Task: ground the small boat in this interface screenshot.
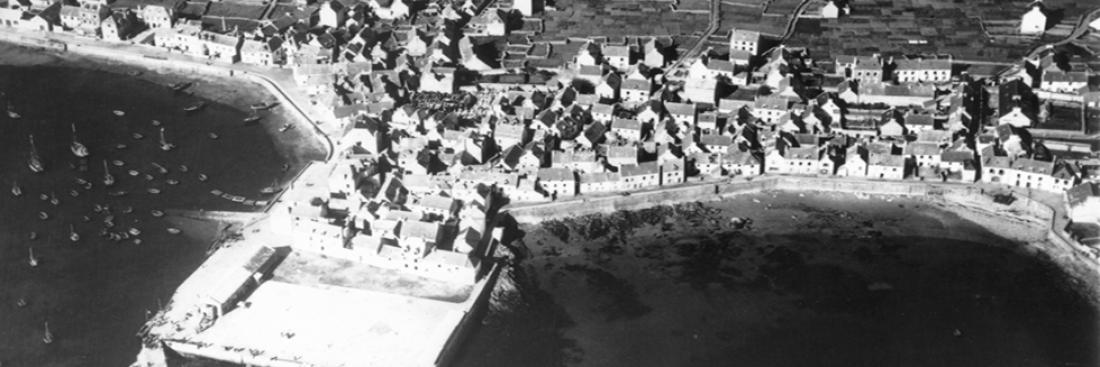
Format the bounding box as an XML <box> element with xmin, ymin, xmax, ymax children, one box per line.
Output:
<box><xmin>170</xmin><ymin>82</ymin><xmax>192</xmax><ymax>92</ymax></box>
<box><xmin>27</xmin><ymin>135</ymin><xmax>45</xmax><ymax>174</ymax></box>
<box><xmin>70</xmin><ymin>124</ymin><xmax>90</xmax><ymax>158</ymax></box>
<box><xmin>279</xmin><ymin>124</ymin><xmax>293</xmax><ymax>132</ymax></box>
<box><xmin>132</xmin><ymin>132</ymin><xmax>144</xmax><ymax>140</ymax></box>
<box><xmin>183</xmin><ymin>101</ymin><xmax>206</xmax><ymax>112</ymax></box>
<box><xmin>129</xmin><ymin>227</ymin><xmax>141</xmax><ymax>236</ymax></box>
<box><xmin>38</xmin><ymin>212</ymin><xmax>48</xmax><ymax>220</ymax></box>
<box><xmin>8</xmin><ymin>102</ymin><xmax>21</xmax><ymax>119</ymax></box>
<box><xmin>151</xmin><ymin>210</ymin><xmax>164</xmax><ymax>218</ymax></box>
<box><xmin>281</xmin><ymin>163</ymin><xmax>290</xmax><ymax>172</ymax></box>
<box><xmin>39</xmin><ymin>193</ymin><xmax>48</xmax><ymax>201</ymax></box>
<box><xmin>166</xmin><ymin>228</ymin><xmax>181</xmax><ymax>235</ymax></box>
<box><xmin>197</xmin><ymin>174</ymin><xmax>207</xmax><ymax>182</ymax></box>
<box><xmin>260</xmin><ymin>179</ymin><xmax>281</xmax><ymax>195</ymax></box>
<box><xmin>29</xmin><ymin>231</ymin><xmax>37</xmax><ymax>240</ymax></box>
<box><xmin>115</xmin><ymin>143</ymin><xmax>128</xmax><ymax>150</ymax></box>
<box><xmin>159</xmin><ymin>128</ymin><xmax>175</xmax><ymax>151</ymax></box>
<box><xmin>151</xmin><ymin>162</ymin><xmax>168</xmax><ymax>174</ymax></box>
<box><xmin>128</xmin><ymin>170</ymin><xmax>139</xmax><ymax>176</ymax></box>
<box><xmin>42</xmin><ymin>322</ymin><xmax>53</xmax><ymax>344</ymax></box>
<box><xmin>113</xmin><ymin>110</ymin><xmax>125</xmax><ymax>117</ymax></box>
<box><xmin>107</xmin><ymin>190</ymin><xmax>128</xmax><ymax>197</ymax></box>
<box><xmin>112</xmin><ymin>160</ymin><xmax>125</xmax><ymax>167</ymax></box>
<box><xmin>151</xmin><ymin>119</ymin><xmax>162</xmax><ymax>127</ymax></box>
<box><xmin>103</xmin><ymin>161</ymin><xmax>115</xmax><ymax>187</ymax></box>
<box><xmin>147</xmin><ymin>188</ymin><xmax>161</xmax><ymax>194</ymax></box>
<box><xmin>49</xmin><ymin>193</ymin><xmax>59</xmax><ymax>206</ymax></box>
<box><xmin>144</xmin><ymin>174</ymin><xmax>154</xmax><ymax>181</ymax></box>
<box><xmin>133</xmin><ymin>238</ymin><xmax>143</xmax><ymax>245</ymax></box>
<box><xmin>250</xmin><ymin>101</ymin><xmax>278</xmax><ymax>110</ymax></box>
<box><xmin>178</xmin><ymin>165</ymin><xmax>189</xmax><ymax>173</ymax></box>
<box><xmin>75</xmin><ymin>177</ymin><xmax>89</xmax><ymax>185</ymax></box>
<box><xmin>166</xmin><ymin>179</ymin><xmax>179</xmax><ymax>185</ymax></box>
<box><xmin>69</xmin><ymin>190</ymin><xmax>79</xmax><ymax>198</ymax></box>
<box><xmin>121</xmin><ymin>206</ymin><xmax>133</xmax><ymax>214</ymax></box>
<box><xmin>11</xmin><ymin>181</ymin><xmax>22</xmax><ymax>197</ymax></box>
<box><xmin>28</xmin><ymin>247</ymin><xmax>38</xmax><ymax>267</ymax></box>
<box><xmin>69</xmin><ymin>225</ymin><xmax>79</xmax><ymax>243</ymax></box>
<box><xmin>242</xmin><ymin>114</ymin><xmax>261</xmax><ymax>124</ymax></box>
<box><xmin>208</xmin><ymin>132</ymin><xmax>219</xmax><ymax>140</ymax></box>
<box><xmin>16</xmin><ymin>298</ymin><xmax>27</xmax><ymax>308</ymax></box>
<box><xmin>81</xmin><ymin>215</ymin><xmax>90</xmax><ymax>222</ymax></box>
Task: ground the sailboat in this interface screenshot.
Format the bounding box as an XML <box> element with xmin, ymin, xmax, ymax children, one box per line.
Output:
<box><xmin>103</xmin><ymin>160</ymin><xmax>115</xmax><ymax>187</ymax></box>
<box><xmin>159</xmin><ymin>128</ymin><xmax>174</xmax><ymax>151</ymax></box>
<box><xmin>242</xmin><ymin>113</ymin><xmax>261</xmax><ymax>124</ymax></box>
<box><xmin>183</xmin><ymin>101</ymin><xmax>206</xmax><ymax>113</ymax></box>
<box><xmin>27</xmin><ymin>135</ymin><xmax>45</xmax><ymax>173</ymax></box>
<box><xmin>70</xmin><ymin>124</ymin><xmax>89</xmax><ymax>158</ymax></box>
<box><xmin>11</xmin><ymin>181</ymin><xmax>22</xmax><ymax>197</ymax></box>
<box><xmin>42</xmin><ymin>322</ymin><xmax>53</xmax><ymax>344</ymax></box>
<box><xmin>69</xmin><ymin>225</ymin><xmax>79</xmax><ymax>243</ymax></box>
<box><xmin>28</xmin><ymin>247</ymin><xmax>38</xmax><ymax>267</ymax></box>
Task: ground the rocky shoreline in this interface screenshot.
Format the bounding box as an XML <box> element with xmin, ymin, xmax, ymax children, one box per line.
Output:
<box><xmin>463</xmin><ymin>190</ymin><xmax>1099</xmax><ymax>367</ymax></box>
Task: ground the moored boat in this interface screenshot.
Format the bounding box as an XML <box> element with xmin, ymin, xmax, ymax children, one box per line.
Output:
<box><xmin>170</xmin><ymin>82</ymin><xmax>192</xmax><ymax>92</ymax></box>
<box><xmin>183</xmin><ymin>101</ymin><xmax>206</xmax><ymax>112</ymax></box>
<box><xmin>11</xmin><ymin>181</ymin><xmax>22</xmax><ymax>197</ymax></box>
<box><xmin>208</xmin><ymin>132</ymin><xmax>219</xmax><ymax>140</ymax></box>
<box><xmin>42</xmin><ymin>322</ymin><xmax>53</xmax><ymax>344</ymax></box>
<box><xmin>178</xmin><ymin>164</ymin><xmax>189</xmax><ymax>173</ymax></box>
<box><xmin>250</xmin><ymin>101</ymin><xmax>278</xmax><ymax>110</ymax></box>
<box><xmin>151</xmin><ymin>210</ymin><xmax>164</xmax><ymax>218</ymax></box>
<box><xmin>279</xmin><ymin>123</ymin><xmax>293</xmax><ymax>132</ymax></box>
<box><xmin>260</xmin><ymin>179</ymin><xmax>281</xmax><ymax>195</ymax></box>
<box><xmin>166</xmin><ymin>179</ymin><xmax>179</xmax><ymax>185</ymax></box>
<box><xmin>151</xmin><ymin>119</ymin><xmax>161</xmax><ymax>127</ymax></box>
<box><xmin>242</xmin><ymin>114</ymin><xmax>261</xmax><ymax>124</ymax></box>
<box><xmin>28</xmin><ymin>247</ymin><xmax>38</xmax><ymax>267</ymax></box>
<box><xmin>103</xmin><ymin>161</ymin><xmax>115</xmax><ymax>187</ymax></box>
<box><xmin>147</xmin><ymin>188</ymin><xmax>161</xmax><ymax>194</ymax></box>
<box><xmin>107</xmin><ymin>190</ymin><xmax>128</xmax><ymax>197</ymax></box>
<box><xmin>113</xmin><ymin>110</ymin><xmax>125</xmax><ymax>116</ymax></box>
<box><xmin>8</xmin><ymin>102</ymin><xmax>21</xmax><ymax>119</ymax></box>
<box><xmin>38</xmin><ymin>212</ymin><xmax>48</xmax><ymax>220</ymax></box>
<box><xmin>197</xmin><ymin>173</ymin><xmax>207</xmax><ymax>182</ymax></box>
<box><xmin>158</xmin><ymin>127</ymin><xmax>175</xmax><ymax>151</ymax></box>
<box><xmin>70</xmin><ymin>124</ymin><xmax>89</xmax><ymax>158</ymax></box>
<box><xmin>27</xmin><ymin>135</ymin><xmax>45</xmax><ymax>174</ymax></box>
<box><xmin>112</xmin><ymin>160</ymin><xmax>125</xmax><ymax>167</ymax></box>
<box><xmin>166</xmin><ymin>227</ymin><xmax>181</xmax><ymax>235</ymax></box>
<box><xmin>69</xmin><ymin>225</ymin><xmax>79</xmax><ymax>243</ymax></box>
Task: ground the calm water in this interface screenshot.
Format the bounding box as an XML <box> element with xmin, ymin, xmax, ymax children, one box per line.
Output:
<box><xmin>455</xmin><ymin>224</ymin><xmax>1098</xmax><ymax>367</ymax></box>
<box><xmin>0</xmin><ymin>66</ymin><xmax>289</xmax><ymax>367</ymax></box>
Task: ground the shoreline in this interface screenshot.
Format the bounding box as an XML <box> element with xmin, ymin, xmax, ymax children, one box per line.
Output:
<box><xmin>502</xmin><ymin>177</ymin><xmax>1100</xmax><ymax>309</ymax></box>
<box><xmin>469</xmin><ymin>190</ymin><xmax>1099</xmax><ymax>367</ymax></box>
<box><xmin>0</xmin><ymin>38</ymin><xmax>328</xmax><ymax>166</ymax></box>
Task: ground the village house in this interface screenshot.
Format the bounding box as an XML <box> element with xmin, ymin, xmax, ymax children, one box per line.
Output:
<box><xmin>867</xmin><ymin>153</ymin><xmax>905</xmax><ymax>180</ymax></box>
<box><xmin>1020</xmin><ymin>1</ymin><xmax>1046</xmax><ymax>35</ymax></box>
<box><xmin>60</xmin><ymin>4</ymin><xmax>105</xmax><ymax>35</ymax></box>
<box><xmin>420</xmin><ymin>67</ymin><xmax>456</xmax><ymax>94</ymax></box>
<box><xmin>1040</xmin><ymin>70</ymin><xmax>1089</xmax><ymax>94</ymax></box>
<box><xmin>603</xmin><ymin>44</ymin><xmax>631</xmax><ymax>70</ymax></box>
<box><xmin>1066</xmin><ymin>183</ymin><xmax>1100</xmax><ymax>224</ymax></box>
<box><xmin>699</xmin><ymin>134</ymin><xmax>733</xmax><ymax>153</ymax></box>
<box><xmin>595</xmin><ymin>72</ymin><xmax>621</xmax><ymax>100</ymax></box>
<box><xmin>904</xmin><ymin>141</ymin><xmax>942</xmax><ymax>169</ymax></box>
<box><xmin>660</xmin><ymin>160</ymin><xmax>684</xmax><ymax>186</ymax></box>
<box><xmin>693</xmin><ymin>152</ymin><xmax>722</xmax><ymax>177</ymax></box>
<box><xmin>851</xmin><ymin>56</ymin><xmax>883</xmax><ymax>84</ymax></box>
<box><xmin>467</xmin><ymin>8</ymin><xmax>505</xmax><ymax>36</ymax></box>
<box><xmin>514</xmin><ymin>0</ymin><xmax>542</xmax><ymax>16</ymax></box>
<box><xmin>137</xmin><ymin>0</ymin><xmax>184</xmax><ymax>29</ymax></box>
<box><xmin>892</xmin><ymin>58</ymin><xmax>952</xmax><ymax>83</ymax></box>
<box><xmin>100</xmin><ymin>11</ymin><xmax>137</xmax><ymax>41</ymax></box>
<box><xmin>753</xmin><ymin>96</ymin><xmax>788</xmax><ymax>124</ymax></box>
<box><xmin>537</xmin><ymin>167</ymin><xmax>576</xmax><ymax>198</ymax></box>
<box><xmin>723</xmin><ymin>148</ymin><xmax>760</xmax><ymax>176</ymax></box>
<box><xmin>665</xmin><ymin>101</ymin><xmax>696</xmax><ymax>127</ymax></box>
<box><xmin>240</xmin><ymin>38</ymin><xmax>280</xmax><ymax>66</ymax></box>
<box><xmin>836</xmin><ymin>145</ymin><xmax>867</xmax><ymax>177</ymax></box>
<box><xmin>610</xmin><ymin>117</ymin><xmax>643</xmax><ymax>142</ymax></box>
<box><xmin>579</xmin><ymin>171</ymin><xmax>622</xmax><ymax>194</ymax></box>
<box><xmin>606</xmin><ymin>145</ymin><xmax>638</xmax><ymax>167</ymax></box>
<box><xmin>620</xmin><ymin>161</ymin><xmax>660</xmax><ymax>190</ymax></box>
<box><xmin>998</xmin><ymin>79</ymin><xmax>1039</xmax><ymax>127</ymax></box>
<box><xmin>940</xmin><ymin>150</ymin><xmax>976</xmax><ymax>181</ymax></box>
<box><xmin>729</xmin><ymin>28</ymin><xmax>760</xmax><ymax>59</ymax></box>
<box><xmin>199</xmin><ymin>30</ymin><xmax>241</xmax><ymax>63</ymax></box>
<box><xmin>409</xmin><ymin>194</ymin><xmax>459</xmax><ymax>220</ymax></box>
<box><xmin>621</xmin><ymin>78</ymin><xmax>651</xmax><ymax>105</ymax></box>
<box><xmin>318</xmin><ymin>0</ymin><xmax>347</xmax><ymax>28</ymax></box>
<box><xmin>643</xmin><ymin>38</ymin><xmax>665</xmax><ymax>68</ymax></box>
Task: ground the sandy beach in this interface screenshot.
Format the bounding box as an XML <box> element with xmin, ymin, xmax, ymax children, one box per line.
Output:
<box><xmin>455</xmin><ymin>191</ymin><xmax>1099</xmax><ymax>367</ymax></box>
<box><xmin>0</xmin><ymin>42</ymin><xmax>323</xmax><ymax>367</ymax></box>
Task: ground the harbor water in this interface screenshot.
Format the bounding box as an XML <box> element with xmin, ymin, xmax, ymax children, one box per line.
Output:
<box><xmin>0</xmin><ymin>65</ymin><xmax>294</xmax><ymax>366</ymax></box>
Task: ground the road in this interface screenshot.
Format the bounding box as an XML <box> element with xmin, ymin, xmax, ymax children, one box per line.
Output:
<box><xmin>663</xmin><ymin>0</ymin><xmax>720</xmax><ymax>78</ymax></box>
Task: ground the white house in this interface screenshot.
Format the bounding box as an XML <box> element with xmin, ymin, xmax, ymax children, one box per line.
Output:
<box><xmin>1020</xmin><ymin>2</ymin><xmax>1046</xmax><ymax>35</ymax></box>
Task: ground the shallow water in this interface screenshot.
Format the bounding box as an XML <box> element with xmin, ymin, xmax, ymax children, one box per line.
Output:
<box><xmin>0</xmin><ymin>66</ymin><xmax>289</xmax><ymax>366</ymax></box>
<box><xmin>456</xmin><ymin>206</ymin><xmax>1098</xmax><ymax>367</ymax></box>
